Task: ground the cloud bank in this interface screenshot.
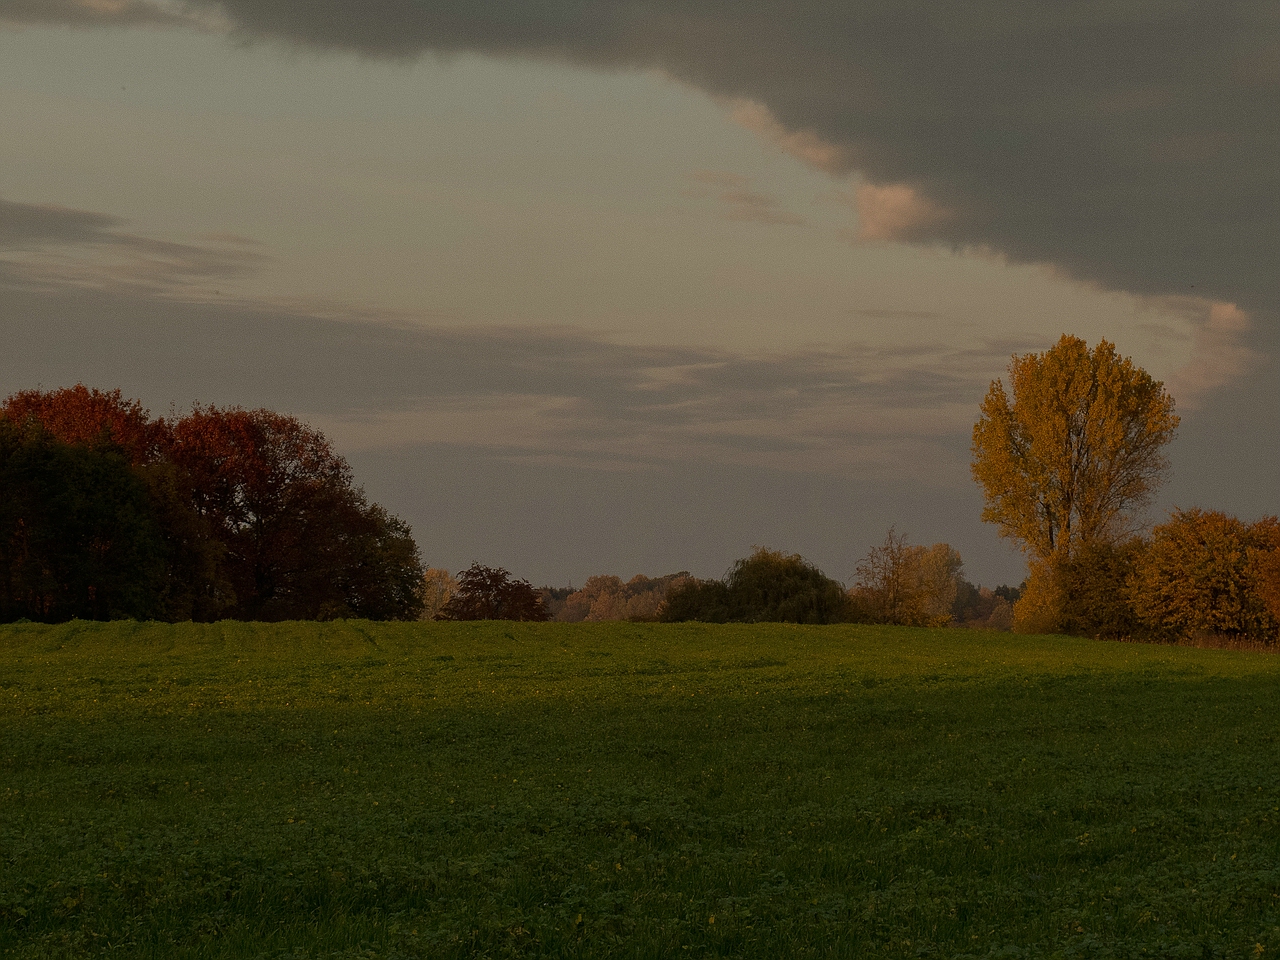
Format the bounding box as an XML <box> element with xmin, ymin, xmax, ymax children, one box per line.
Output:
<box><xmin>8</xmin><ymin>0</ymin><xmax>1274</xmax><ymax>338</ymax></box>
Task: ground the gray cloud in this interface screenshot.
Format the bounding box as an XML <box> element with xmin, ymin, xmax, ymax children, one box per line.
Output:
<box><xmin>0</xmin><ymin>270</ymin><xmax>1005</xmax><ymax>475</ymax></box>
<box><xmin>97</xmin><ymin>0</ymin><xmax>1275</xmax><ymax>340</ymax></box>
<box><xmin>0</xmin><ymin>0</ymin><xmax>186</xmax><ymax>27</ymax></box>
<box><xmin>0</xmin><ymin>197</ymin><xmax>270</xmax><ymax>290</ymax></box>
<box><xmin>0</xmin><ymin>198</ymin><xmax>122</xmax><ymax>246</ymax></box>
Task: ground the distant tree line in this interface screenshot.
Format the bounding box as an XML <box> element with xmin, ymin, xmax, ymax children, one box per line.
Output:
<box><xmin>455</xmin><ymin>544</ymin><xmax>1016</xmax><ymax>629</ymax></box>
<box><xmin>12</xmin><ymin>336</ymin><xmax>1277</xmax><ymax>646</ymax></box>
<box><xmin>1</xmin><ymin>386</ymin><xmax>425</xmax><ymax>623</ymax></box>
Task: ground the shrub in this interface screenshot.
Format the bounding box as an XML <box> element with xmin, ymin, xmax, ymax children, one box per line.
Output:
<box><xmin>661</xmin><ymin>548</ymin><xmax>848</xmax><ymax>624</ymax></box>
<box><xmin>659</xmin><ymin>578</ymin><xmax>732</xmax><ymax>623</ymax></box>
<box><xmin>1131</xmin><ymin>509</ymin><xmax>1279</xmax><ymax>644</ymax></box>
<box><xmin>852</xmin><ymin>530</ymin><xmax>963</xmax><ymax>626</ymax></box>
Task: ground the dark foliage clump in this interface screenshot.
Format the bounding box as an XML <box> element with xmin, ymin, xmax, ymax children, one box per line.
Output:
<box><xmin>1</xmin><ymin>386</ymin><xmax>426</xmax><ymax>623</ymax></box>
<box><xmin>440</xmin><ymin>563</ymin><xmax>549</xmax><ymax>621</ymax></box>
<box><xmin>0</xmin><ymin>420</ymin><xmax>168</xmax><ymax>622</ymax></box>
<box><xmin>661</xmin><ymin>547</ymin><xmax>848</xmax><ymax>624</ymax></box>
<box><xmin>660</xmin><ymin>578</ymin><xmax>733</xmax><ymax>623</ymax></box>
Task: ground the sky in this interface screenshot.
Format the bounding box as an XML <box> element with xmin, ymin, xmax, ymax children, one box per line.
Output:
<box><xmin>2</xmin><ymin>1</ymin><xmax>1277</xmax><ymax>589</ymax></box>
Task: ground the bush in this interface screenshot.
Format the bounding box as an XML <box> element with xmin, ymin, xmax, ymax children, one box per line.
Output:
<box><xmin>1131</xmin><ymin>509</ymin><xmax>1279</xmax><ymax>644</ymax></box>
<box><xmin>1013</xmin><ymin>541</ymin><xmax>1146</xmax><ymax>639</ymax></box>
<box><xmin>661</xmin><ymin>548</ymin><xmax>848</xmax><ymax>624</ymax></box>
<box><xmin>659</xmin><ymin>578</ymin><xmax>732</xmax><ymax>623</ymax></box>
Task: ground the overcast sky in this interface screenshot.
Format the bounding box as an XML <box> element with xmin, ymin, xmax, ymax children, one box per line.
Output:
<box><xmin>2</xmin><ymin>1</ymin><xmax>1276</xmax><ymax>587</ymax></box>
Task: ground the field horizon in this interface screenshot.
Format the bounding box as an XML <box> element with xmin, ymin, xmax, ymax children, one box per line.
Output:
<box><xmin>3</xmin><ymin>620</ymin><xmax>1279</xmax><ymax>958</ymax></box>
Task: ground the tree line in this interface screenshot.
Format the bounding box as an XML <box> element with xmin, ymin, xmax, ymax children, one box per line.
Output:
<box><xmin>423</xmin><ymin>335</ymin><xmax>1279</xmax><ymax>646</ymax></box>
<box><xmin>1</xmin><ymin>387</ymin><xmax>425</xmax><ymax>622</ymax></box>
<box><xmin>7</xmin><ymin>334</ymin><xmax>1277</xmax><ymax>646</ymax></box>
<box><xmin>420</xmin><ymin>545</ymin><xmax>1019</xmax><ymax>628</ymax></box>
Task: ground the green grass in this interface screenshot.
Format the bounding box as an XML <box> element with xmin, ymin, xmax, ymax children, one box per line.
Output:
<box><xmin>2</xmin><ymin>621</ymin><xmax>1280</xmax><ymax>959</ymax></box>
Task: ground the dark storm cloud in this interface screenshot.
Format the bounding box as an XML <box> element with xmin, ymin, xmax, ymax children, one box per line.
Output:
<box><xmin>73</xmin><ymin>0</ymin><xmax>1271</xmax><ymax>334</ymax></box>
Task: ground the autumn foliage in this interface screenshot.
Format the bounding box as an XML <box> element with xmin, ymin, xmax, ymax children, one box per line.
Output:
<box><xmin>1130</xmin><ymin>510</ymin><xmax>1280</xmax><ymax>643</ymax></box>
<box><xmin>972</xmin><ymin>335</ymin><xmax>1178</xmax><ymax>562</ymax></box>
<box><xmin>1</xmin><ymin>386</ymin><xmax>425</xmax><ymax>622</ymax></box>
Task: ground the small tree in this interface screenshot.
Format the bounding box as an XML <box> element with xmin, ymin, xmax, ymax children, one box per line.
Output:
<box><xmin>724</xmin><ymin>547</ymin><xmax>849</xmax><ymax>624</ymax></box>
<box><xmin>660</xmin><ymin>548</ymin><xmax>847</xmax><ymax>624</ymax></box>
<box><xmin>421</xmin><ymin>568</ymin><xmax>459</xmax><ymax>620</ymax></box>
<box><xmin>852</xmin><ymin>530</ymin><xmax>962</xmax><ymax>626</ymax></box>
<box><xmin>439</xmin><ymin>563</ymin><xmax>549</xmax><ymax>621</ymax></box>
<box><xmin>851</xmin><ymin>528</ymin><xmax>917</xmax><ymax>624</ymax></box>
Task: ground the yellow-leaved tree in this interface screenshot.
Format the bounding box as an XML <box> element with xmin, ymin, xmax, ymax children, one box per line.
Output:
<box><xmin>971</xmin><ymin>335</ymin><xmax>1178</xmax><ymax>632</ymax></box>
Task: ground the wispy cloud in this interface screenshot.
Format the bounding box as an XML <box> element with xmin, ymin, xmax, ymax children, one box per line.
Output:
<box><xmin>0</xmin><ymin>261</ymin><xmax>1023</xmax><ymax>477</ymax></box>
<box><xmin>0</xmin><ymin>0</ymin><xmax>189</xmax><ymax>27</ymax></box>
<box><xmin>682</xmin><ymin>173</ymin><xmax>806</xmax><ymax>227</ymax></box>
<box><xmin>0</xmin><ymin>197</ymin><xmax>270</xmax><ymax>295</ymax></box>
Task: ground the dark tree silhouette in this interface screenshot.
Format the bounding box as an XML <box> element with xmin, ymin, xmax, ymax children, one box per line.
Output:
<box><xmin>440</xmin><ymin>563</ymin><xmax>549</xmax><ymax>621</ymax></box>
<box><xmin>169</xmin><ymin>405</ymin><xmax>424</xmax><ymax>621</ymax></box>
<box><xmin>661</xmin><ymin>547</ymin><xmax>848</xmax><ymax>624</ymax></box>
<box><xmin>0</xmin><ymin>420</ymin><xmax>168</xmax><ymax>622</ymax></box>
<box><xmin>1</xmin><ymin>387</ymin><xmax>425</xmax><ymax>622</ymax></box>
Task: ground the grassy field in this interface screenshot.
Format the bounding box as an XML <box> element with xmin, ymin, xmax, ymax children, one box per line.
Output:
<box><xmin>2</xmin><ymin>621</ymin><xmax>1279</xmax><ymax>959</ymax></box>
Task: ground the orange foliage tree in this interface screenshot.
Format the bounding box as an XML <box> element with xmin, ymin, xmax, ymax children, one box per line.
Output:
<box><xmin>972</xmin><ymin>336</ymin><xmax>1178</xmax><ymax>562</ymax></box>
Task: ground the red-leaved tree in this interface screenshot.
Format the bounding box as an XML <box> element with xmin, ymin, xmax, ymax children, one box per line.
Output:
<box><xmin>2</xmin><ymin>386</ymin><xmax>424</xmax><ymax>622</ymax></box>
<box><xmin>2</xmin><ymin>385</ymin><xmax>169</xmax><ymax>465</ymax></box>
<box><xmin>439</xmin><ymin>563</ymin><xmax>548</xmax><ymax>621</ymax></box>
<box><xmin>169</xmin><ymin>405</ymin><xmax>423</xmax><ymax>620</ymax></box>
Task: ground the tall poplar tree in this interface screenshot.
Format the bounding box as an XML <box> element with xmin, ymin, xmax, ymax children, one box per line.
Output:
<box><xmin>971</xmin><ymin>335</ymin><xmax>1178</xmax><ymax>562</ymax></box>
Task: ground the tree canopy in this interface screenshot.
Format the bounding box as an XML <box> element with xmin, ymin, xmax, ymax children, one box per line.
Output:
<box><xmin>661</xmin><ymin>547</ymin><xmax>848</xmax><ymax>624</ymax></box>
<box><xmin>439</xmin><ymin>564</ymin><xmax>549</xmax><ymax>621</ymax></box>
<box><xmin>0</xmin><ymin>420</ymin><xmax>168</xmax><ymax>622</ymax></box>
<box><xmin>1</xmin><ymin>386</ymin><xmax>425</xmax><ymax>623</ymax></box>
<box><xmin>971</xmin><ymin>335</ymin><xmax>1178</xmax><ymax>562</ymax></box>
